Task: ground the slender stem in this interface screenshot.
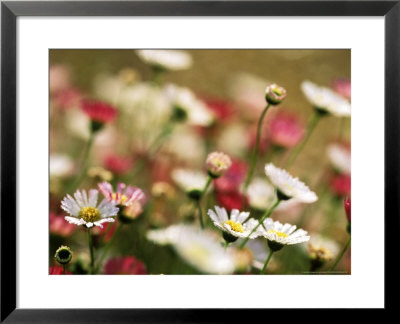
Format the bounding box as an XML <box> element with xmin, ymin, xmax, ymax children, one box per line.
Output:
<box><xmin>329</xmin><ymin>236</ymin><xmax>351</xmax><ymax>272</ymax></box>
<box><xmin>71</xmin><ymin>131</ymin><xmax>95</xmax><ymax>189</ymax></box>
<box><xmin>240</xmin><ymin>198</ymin><xmax>281</xmax><ymax>249</ymax></box>
<box><xmin>284</xmin><ymin>110</ymin><xmax>321</xmax><ymax>170</ymax></box>
<box><xmin>87</xmin><ymin>228</ymin><xmax>94</xmax><ymax>274</ymax></box>
<box><xmin>200</xmin><ymin>176</ymin><xmax>212</xmax><ymax>199</ymax></box>
<box><xmin>196</xmin><ymin>176</ymin><xmax>213</xmax><ymax>229</ymax></box>
<box><xmin>243</xmin><ymin>104</ymin><xmax>271</xmax><ymax>192</ymax></box>
<box><xmin>94</xmin><ymin>222</ymin><xmax>123</xmax><ymax>273</ymax></box>
<box><xmin>224</xmin><ymin>241</ymin><xmax>229</xmax><ymax>250</ymax></box>
<box><xmin>260</xmin><ymin>250</ymin><xmax>274</xmax><ymax>274</ymax></box>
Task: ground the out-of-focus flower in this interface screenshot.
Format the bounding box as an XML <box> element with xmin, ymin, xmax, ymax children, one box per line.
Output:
<box><xmin>308</xmin><ymin>234</ymin><xmax>340</xmax><ymax>263</ymax></box>
<box><xmin>208</xmin><ymin>206</ymin><xmax>259</xmax><ymax>242</ymax></box>
<box><xmin>216</xmin><ymin>191</ymin><xmax>245</xmax><ymax>211</ymax></box>
<box><xmin>151</xmin><ymin>181</ymin><xmax>176</xmax><ymax>200</ymax></box>
<box><xmin>49</xmin><ymin>266</ymin><xmax>71</xmax><ymax>275</ymax></box>
<box><xmin>344</xmin><ymin>197</ymin><xmax>351</xmax><ymax>222</ymax></box>
<box><xmin>332</xmin><ymin>78</ymin><xmax>351</xmax><ymax>100</ymax></box>
<box><xmin>87</xmin><ymin>166</ymin><xmax>114</xmax><ymax>182</ymax></box>
<box><xmin>330</xmin><ymin>174</ymin><xmax>351</xmax><ymax>197</ymax></box>
<box><xmin>103</xmin><ymin>155</ymin><xmax>133</xmax><ymax>175</ymax></box>
<box><xmin>206</xmin><ymin>152</ymin><xmax>232</xmax><ymax>178</ymax></box>
<box><xmin>80</xmin><ymin>99</ymin><xmax>118</xmax><ymax>129</ymax></box>
<box><xmin>61</xmin><ymin>189</ymin><xmax>118</xmax><ymax>228</ymax></box>
<box><xmin>50</xmin><ymin>212</ymin><xmax>76</xmax><ymax>237</ymax></box>
<box><xmin>248</xmin><ymin>126</ymin><xmax>270</xmax><ymax>154</ymax></box>
<box><xmin>216</xmin><ymin>124</ymin><xmax>249</xmax><ymax>157</ymax></box>
<box><xmin>246</xmin><ymin>178</ymin><xmax>276</xmax><ymax>211</ymax></box>
<box><xmin>214</xmin><ymin>159</ymin><xmax>247</xmax><ymax>193</ymax></box>
<box><xmin>146</xmin><ymin>224</ymin><xmax>235</xmax><ymax>274</ymax></box>
<box><xmin>267</xmin><ymin>111</ymin><xmax>305</xmax><ymax>148</ymax></box>
<box><xmin>301</xmin><ymin>80</ymin><xmax>351</xmax><ymax>117</ymax></box>
<box><xmin>54</xmin><ymin>245</ymin><xmax>73</xmax><ymax>265</ymax></box>
<box><xmin>50</xmin><ymin>154</ymin><xmax>74</xmax><ymax>178</ymax></box>
<box><xmin>171</xmin><ymin>168</ymin><xmax>208</xmax><ymax>200</ymax></box>
<box><xmin>203</xmin><ymin>98</ymin><xmax>236</xmax><ymax>121</ymax></box>
<box><xmin>265</xmin><ymin>83</ymin><xmax>287</xmax><ymax>105</ymax></box>
<box><xmin>99</xmin><ymin>181</ymin><xmax>144</xmax><ymax>205</ymax></box>
<box><xmin>104</xmin><ymin>256</ymin><xmax>146</xmax><ymax>274</ymax></box>
<box><xmin>258</xmin><ymin>218</ymin><xmax>310</xmax><ymax>251</ymax></box>
<box><xmin>327</xmin><ymin>143</ymin><xmax>351</xmax><ymax>175</ymax></box>
<box><xmin>136</xmin><ymin>50</ymin><xmax>192</xmax><ymax>71</ymax></box>
<box><xmin>53</xmin><ymin>88</ymin><xmax>82</xmax><ymax>109</ymax></box>
<box><xmin>49</xmin><ymin>65</ymin><xmax>71</xmax><ymax>94</ymax></box>
<box><xmin>265</xmin><ymin>163</ymin><xmax>318</xmax><ymax>203</ymax></box>
<box><xmin>228</xmin><ymin>246</ymin><xmax>254</xmax><ymax>273</ymax></box>
<box><xmin>164</xmin><ymin>84</ymin><xmax>214</xmax><ymax>126</ymax></box>
<box><xmin>65</xmin><ymin>108</ymin><xmax>91</xmax><ymax>140</ymax></box>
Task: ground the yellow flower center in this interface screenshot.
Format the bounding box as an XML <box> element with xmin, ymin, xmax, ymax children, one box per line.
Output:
<box><xmin>267</xmin><ymin>229</ymin><xmax>288</xmax><ymax>238</ymax></box>
<box><xmin>223</xmin><ymin>220</ymin><xmax>244</xmax><ymax>233</ymax></box>
<box><xmin>111</xmin><ymin>193</ymin><xmax>128</xmax><ymax>204</ymax></box>
<box><xmin>79</xmin><ymin>207</ymin><xmax>100</xmax><ymax>223</ymax></box>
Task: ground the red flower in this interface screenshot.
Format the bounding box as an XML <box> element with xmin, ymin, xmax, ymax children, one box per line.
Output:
<box><xmin>330</xmin><ymin>174</ymin><xmax>351</xmax><ymax>197</ymax></box>
<box><xmin>49</xmin><ymin>266</ymin><xmax>71</xmax><ymax>275</ymax></box>
<box><xmin>216</xmin><ymin>191</ymin><xmax>246</xmax><ymax>211</ymax></box>
<box><xmin>332</xmin><ymin>78</ymin><xmax>351</xmax><ymax>100</ymax></box>
<box><xmin>214</xmin><ymin>159</ymin><xmax>247</xmax><ymax>192</ymax></box>
<box><xmin>81</xmin><ymin>99</ymin><xmax>117</xmax><ymax>123</ymax></box>
<box><xmin>203</xmin><ymin>98</ymin><xmax>235</xmax><ymax>121</ymax></box>
<box><xmin>104</xmin><ymin>256</ymin><xmax>147</xmax><ymax>275</ymax></box>
<box><xmin>104</xmin><ymin>155</ymin><xmax>133</xmax><ymax>175</ymax></box>
<box><xmin>267</xmin><ymin>111</ymin><xmax>305</xmax><ymax>148</ymax></box>
<box><xmin>50</xmin><ymin>212</ymin><xmax>76</xmax><ymax>237</ymax></box>
<box><xmin>344</xmin><ymin>197</ymin><xmax>351</xmax><ymax>223</ymax></box>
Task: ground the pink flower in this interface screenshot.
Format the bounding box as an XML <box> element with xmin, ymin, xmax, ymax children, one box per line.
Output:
<box><xmin>267</xmin><ymin>111</ymin><xmax>305</xmax><ymax>148</ymax></box>
<box><xmin>80</xmin><ymin>99</ymin><xmax>117</xmax><ymax>124</ymax></box>
<box><xmin>49</xmin><ymin>65</ymin><xmax>71</xmax><ymax>94</ymax></box>
<box><xmin>214</xmin><ymin>159</ymin><xmax>247</xmax><ymax>192</ymax></box>
<box><xmin>104</xmin><ymin>256</ymin><xmax>147</xmax><ymax>274</ymax></box>
<box><xmin>344</xmin><ymin>197</ymin><xmax>351</xmax><ymax>223</ymax></box>
<box><xmin>98</xmin><ymin>182</ymin><xmax>145</xmax><ymax>207</ymax></box>
<box><xmin>216</xmin><ymin>191</ymin><xmax>246</xmax><ymax>211</ymax></box>
<box><xmin>53</xmin><ymin>88</ymin><xmax>82</xmax><ymax>109</ymax></box>
<box><xmin>332</xmin><ymin>78</ymin><xmax>351</xmax><ymax>100</ymax></box>
<box><xmin>206</xmin><ymin>152</ymin><xmax>232</xmax><ymax>178</ymax></box>
<box><xmin>203</xmin><ymin>98</ymin><xmax>235</xmax><ymax>121</ymax></box>
<box><xmin>103</xmin><ymin>155</ymin><xmax>133</xmax><ymax>175</ymax></box>
<box><xmin>50</xmin><ymin>212</ymin><xmax>76</xmax><ymax>237</ymax></box>
<box><xmin>49</xmin><ymin>266</ymin><xmax>71</xmax><ymax>275</ymax></box>
<box><xmin>330</xmin><ymin>174</ymin><xmax>351</xmax><ymax>197</ymax></box>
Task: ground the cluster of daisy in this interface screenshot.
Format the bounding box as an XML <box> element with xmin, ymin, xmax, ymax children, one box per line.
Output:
<box><xmin>49</xmin><ymin>49</ymin><xmax>351</xmax><ymax>275</ymax></box>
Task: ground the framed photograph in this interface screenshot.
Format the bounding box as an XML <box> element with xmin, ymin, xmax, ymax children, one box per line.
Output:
<box><xmin>1</xmin><ymin>0</ymin><xmax>397</xmax><ymax>321</ymax></box>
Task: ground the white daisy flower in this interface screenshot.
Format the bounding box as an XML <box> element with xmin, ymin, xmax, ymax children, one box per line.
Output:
<box><xmin>246</xmin><ymin>178</ymin><xmax>276</xmax><ymax>211</ymax></box>
<box><xmin>147</xmin><ymin>224</ymin><xmax>235</xmax><ymax>274</ymax></box>
<box><xmin>136</xmin><ymin>50</ymin><xmax>192</xmax><ymax>71</ymax></box>
<box><xmin>327</xmin><ymin>143</ymin><xmax>351</xmax><ymax>174</ymax></box>
<box><xmin>208</xmin><ymin>206</ymin><xmax>260</xmax><ymax>241</ymax></box>
<box><xmin>164</xmin><ymin>84</ymin><xmax>214</xmax><ymax>126</ymax></box>
<box><xmin>258</xmin><ymin>218</ymin><xmax>310</xmax><ymax>251</ymax></box>
<box><xmin>171</xmin><ymin>168</ymin><xmax>208</xmax><ymax>200</ymax></box>
<box><xmin>50</xmin><ymin>154</ymin><xmax>74</xmax><ymax>178</ymax></box>
<box><xmin>308</xmin><ymin>234</ymin><xmax>340</xmax><ymax>262</ymax></box>
<box><xmin>301</xmin><ymin>80</ymin><xmax>351</xmax><ymax>117</ymax></box>
<box><xmin>265</xmin><ymin>163</ymin><xmax>318</xmax><ymax>203</ymax></box>
<box><xmin>61</xmin><ymin>189</ymin><xmax>119</xmax><ymax>228</ymax></box>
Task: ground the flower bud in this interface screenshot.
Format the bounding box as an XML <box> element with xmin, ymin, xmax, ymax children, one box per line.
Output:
<box><xmin>265</xmin><ymin>84</ymin><xmax>287</xmax><ymax>105</ymax></box>
<box><xmin>54</xmin><ymin>245</ymin><xmax>72</xmax><ymax>265</ymax></box>
<box><xmin>206</xmin><ymin>152</ymin><xmax>232</xmax><ymax>178</ymax></box>
<box><xmin>344</xmin><ymin>197</ymin><xmax>351</xmax><ymax>223</ymax></box>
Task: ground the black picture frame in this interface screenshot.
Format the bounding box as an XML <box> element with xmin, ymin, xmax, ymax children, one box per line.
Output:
<box><xmin>1</xmin><ymin>0</ymin><xmax>398</xmax><ymax>321</ymax></box>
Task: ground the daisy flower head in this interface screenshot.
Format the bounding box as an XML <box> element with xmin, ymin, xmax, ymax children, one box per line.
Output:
<box><xmin>327</xmin><ymin>143</ymin><xmax>351</xmax><ymax>175</ymax></box>
<box><xmin>136</xmin><ymin>50</ymin><xmax>192</xmax><ymax>71</ymax></box>
<box><xmin>265</xmin><ymin>163</ymin><xmax>318</xmax><ymax>203</ymax></box>
<box><xmin>308</xmin><ymin>234</ymin><xmax>340</xmax><ymax>263</ymax></box>
<box><xmin>259</xmin><ymin>218</ymin><xmax>310</xmax><ymax>251</ymax></box>
<box><xmin>265</xmin><ymin>83</ymin><xmax>287</xmax><ymax>105</ymax></box>
<box><xmin>54</xmin><ymin>245</ymin><xmax>73</xmax><ymax>265</ymax></box>
<box><xmin>171</xmin><ymin>168</ymin><xmax>208</xmax><ymax>200</ymax></box>
<box><xmin>80</xmin><ymin>99</ymin><xmax>118</xmax><ymax>132</ymax></box>
<box><xmin>246</xmin><ymin>178</ymin><xmax>276</xmax><ymax>211</ymax></box>
<box><xmin>164</xmin><ymin>84</ymin><xmax>214</xmax><ymax>126</ymax></box>
<box><xmin>146</xmin><ymin>224</ymin><xmax>235</xmax><ymax>274</ymax></box>
<box><xmin>98</xmin><ymin>182</ymin><xmax>145</xmax><ymax>207</ymax></box>
<box><xmin>61</xmin><ymin>189</ymin><xmax>119</xmax><ymax>228</ymax></box>
<box><xmin>301</xmin><ymin>80</ymin><xmax>351</xmax><ymax>117</ymax></box>
<box><xmin>208</xmin><ymin>206</ymin><xmax>260</xmax><ymax>243</ymax></box>
<box><xmin>206</xmin><ymin>152</ymin><xmax>232</xmax><ymax>178</ymax></box>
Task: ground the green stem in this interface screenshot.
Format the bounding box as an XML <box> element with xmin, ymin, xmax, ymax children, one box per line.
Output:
<box><xmin>94</xmin><ymin>222</ymin><xmax>123</xmax><ymax>273</ymax></box>
<box><xmin>87</xmin><ymin>228</ymin><xmax>94</xmax><ymax>274</ymax></box>
<box><xmin>71</xmin><ymin>131</ymin><xmax>95</xmax><ymax>190</ymax></box>
<box><xmin>260</xmin><ymin>250</ymin><xmax>274</xmax><ymax>274</ymax></box>
<box><xmin>196</xmin><ymin>201</ymin><xmax>204</xmax><ymax>229</ymax></box>
<box><xmin>196</xmin><ymin>176</ymin><xmax>213</xmax><ymax>229</ymax></box>
<box><xmin>243</xmin><ymin>103</ymin><xmax>271</xmax><ymax>192</ymax></box>
<box><xmin>240</xmin><ymin>198</ymin><xmax>281</xmax><ymax>249</ymax></box>
<box><xmin>284</xmin><ymin>110</ymin><xmax>321</xmax><ymax>170</ymax></box>
<box><xmin>224</xmin><ymin>241</ymin><xmax>229</xmax><ymax>250</ymax></box>
<box><xmin>329</xmin><ymin>236</ymin><xmax>351</xmax><ymax>272</ymax></box>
